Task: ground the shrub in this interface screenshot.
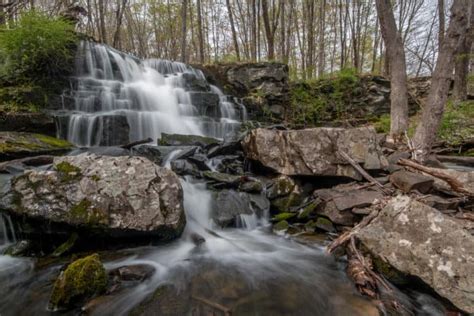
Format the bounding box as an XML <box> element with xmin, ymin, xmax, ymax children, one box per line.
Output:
<box><xmin>0</xmin><ymin>11</ymin><xmax>77</xmax><ymax>86</ymax></box>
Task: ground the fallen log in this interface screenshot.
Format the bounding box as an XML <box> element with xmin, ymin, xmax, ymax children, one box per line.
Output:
<box><xmin>0</xmin><ymin>155</ymin><xmax>54</xmax><ymax>172</ymax></box>
<box><xmin>120</xmin><ymin>137</ymin><xmax>153</xmax><ymax>150</ymax></box>
<box><xmin>398</xmin><ymin>158</ymin><xmax>473</xmax><ymax>196</ymax></box>
<box><xmin>436</xmin><ymin>155</ymin><xmax>474</xmax><ymax>167</ymax></box>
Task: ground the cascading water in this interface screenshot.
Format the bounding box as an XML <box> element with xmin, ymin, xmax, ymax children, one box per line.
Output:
<box><xmin>56</xmin><ymin>41</ymin><xmax>245</xmax><ymax>147</ymax></box>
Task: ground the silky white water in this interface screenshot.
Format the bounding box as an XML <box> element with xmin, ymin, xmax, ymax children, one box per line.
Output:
<box><xmin>57</xmin><ymin>41</ymin><xmax>245</xmax><ymax>147</ymax></box>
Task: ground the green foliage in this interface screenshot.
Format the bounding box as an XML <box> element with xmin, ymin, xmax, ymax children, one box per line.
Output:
<box><xmin>438</xmin><ymin>100</ymin><xmax>474</xmax><ymax>146</ymax></box>
<box><xmin>0</xmin><ymin>11</ymin><xmax>77</xmax><ymax>86</ymax></box>
<box><xmin>289</xmin><ymin>68</ymin><xmax>360</xmax><ymax>126</ymax></box>
<box><xmin>373</xmin><ymin>114</ymin><xmax>391</xmax><ymax>133</ymax></box>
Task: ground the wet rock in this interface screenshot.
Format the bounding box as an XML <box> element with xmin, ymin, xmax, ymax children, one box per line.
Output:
<box><xmin>97</xmin><ymin>115</ymin><xmax>130</xmax><ymax>146</ymax></box>
<box><xmin>271</xmin><ymin>192</ymin><xmax>303</xmax><ymax>214</ymax></box>
<box><xmin>207</xmin><ymin>139</ymin><xmax>242</xmax><ymax>158</ymax></box>
<box><xmin>212</xmin><ymin>190</ymin><xmax>253</xmax><ymax>227</ymax></box>
<box><xmin>190</xmin><ymin>233</ymin><xmax>206</xmax><ymax>245</ymax></box>
<box><xmin>131</xmin><ymin>145</ymin><xmax>163</xmax><ymax>165</ymax></box>
<box><xmin>239</xmin><ymin>178</ymin><xmax>263</xmax><ymax>193</ymax></box>
<box><xmin>273</xmin><ymin>220</ymin><xmax>289</xmax><ymax>232</ymax></box>
<box><xmin>182</xmin><ymin>72</ymin><xmax>210</xmax><ymax>92</ymax></box>
<box><xmin>203</xmin><ymin>170</ymin><xmax>241</xmax><ymax>187</ymax></box>
<box><xmin>267</xmin><ymin>175</ymin><xmax>296</xmax><ymax>199</ymax></box>
<box><xmin>242</xmin><ymin>127</ymin><xmax>385</xmax><ymax>179</ymax></box>
<box><xmin>3</xmin><ymin>240</ymin><xmax>33</xmax><ymax>256</ymax></box>
<box><xmin>49</xmin><ymin>254</ymin><xmax>107</xmax><ymax>310</ymax></box>
<box><xmin>0</xmin><ymin>132</ymin><xmax>73</xmax><ymax>161</ymax></box>
<box><xmin>390</xmin><ymin>170</ymin><xmax>434</xmax><ymax>193</ymax></box>
<box><xmin>109</xmin><ymin>264</ymin><xmax>155</xmax><ymax>282</ymax></box>
<box><xmin>187</xmin><ymin>153</ymin><xmax>211</xmax><ymax>171</ymax></box>
<box><xmin>170</xmin><ymin>159</ymin><xmax>200</xmax><ymax>176</ymax></box>
<box><xmin>314</xmin><ymin>217</ymin><xmax>335</xmax><ymax>232</ymax></box>
<box><xmin>358</xmin><ymin>195</ymin><xmax>474</xmax><ymax>313</ymax></box>
<box><xmin>0</xmin><ymin>112</ymin><xmax>56</xmax><ymax>136</ymax></box>
<box><xmin>1</xmin><ymin>153</ymin><xmax>186</xmax><ymax>241</ymax></box>
<box><xmin>158</xmin><ymin>133</ymin><xmax>219</xmax><ymax>147</ymax></box>
<box><xmin>52</xmin><ymin>233</ymin><xmax>79</xmax><ymax>257</ymax></box>
<box><xmin>419</xmin><ymin>195</ymin><xmax>461</xmax><ymax>211</ymax></box>
<box><xmin>331</xmin><ymin>189</ymin><xmax>383</xmax><ymax>211</ymax></box>
<box><xmin>272</xmin><ymin>212</ymin><xmax>296</xmax><ymax>222</ymax></box>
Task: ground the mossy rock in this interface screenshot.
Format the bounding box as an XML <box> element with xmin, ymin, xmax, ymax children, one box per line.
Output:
<box><xmin>267</xmin><ymin>176</ymin><xmax>296</xmax><ymax>199</ymax></box>
<box><xmin>52</xmin><ymin>233</ymin><xmax>79</xmax><ymax>257</ymax></box>
<box><xmin>49</xmin><ymin>253</ymin><xmax>107</xmax><ymax>310</ymax></box>
<box><xmin>272</xmin><ymin>212</ymin><xmax>296</xmax><ymax>222</ymax></box>
<box><xmin>0</xmin><ymin>131</ymin><xmax>73</xmax><ymax>161</ymax></box>
<box><xmin>202</xmin><ymin>171</ymin><xmax>241</xmax><ymax>184</ymax></box>
<box><xmin>270</xmin><ymin>192</ymin><xmax>303</xmax><ymax>214</ymax></box>
<box><xmin>297</xmin><ymin>202</ymin><xmax>318</xmax><ymax>220</ymax></box>
<box><xmin>273</xmin><ymin>220</ymin><xmax>289</xmax><ymax>232</ymax></box>
<box><xmin>314</xmin><ymin>217</ymin><xmax>335</xmax><ymax>232</ymax></box>
<box><xmin>158</xmin><ymin>133</ymin><xmax>219</xmax><ymax>146</ymax></box>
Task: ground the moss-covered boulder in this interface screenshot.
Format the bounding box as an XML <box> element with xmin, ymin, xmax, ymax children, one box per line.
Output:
<box><xmin>158</xmin><ymin>133</ymin><xmax>219</xmax><ymax>147</ymax></box>
<box><xmin>0</xmin><ymin>132</ymin><xmax>73</xmax><ymax>161</ymax></box>
<box><xmin>49</xmin><ymin>254</ymin><xmax>107</xmax><ymax>310</ymax></box>
<box><xmin>0</xmin><ymin>153</ymin><xmax>186</xmax><ymax>243</ymax></box>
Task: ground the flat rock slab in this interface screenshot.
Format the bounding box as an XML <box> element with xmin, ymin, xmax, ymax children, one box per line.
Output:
<box><xmin>242</xmin><ymin>127</ymin><xmax>385</xmax><ymax>179</ymax></box>
<box><xmin>0</xmin><ymin>153</ymin><xmax>185</xmax><ymax>240</ymax></box>
<box><xmin>0</xmin><ymin>132</ymin><xmax>73</xmax><ymax>162</ymax></box>
<box><xmin>390</xmin><ymin>170</ymin><xmax>434</xmax><ymax>193</ymax></box>
<box><xmin>358</xmin><ymin>195</ymin><xmax>474</xmax><ymax>313</ymax></box>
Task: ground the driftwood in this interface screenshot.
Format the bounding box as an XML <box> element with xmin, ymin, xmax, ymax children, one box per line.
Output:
<box><xmin>398</xmin><ymin>158</ymin><xmax>473</xmax><ymax>196</ymax></box>
<box><xmin>436</xmin><ymin>155</ymin><xmax>474</xmax><ymax>167</ymax></box>
<box><xmin>0</xmin><ymin>155</ymin><xmax>54</xmax><ymax>172</ymax></box>
<box><xmin>338</xmin><ymin>150</ymin><xmax>392</xmax><ymax>195</ymax></box>
<box><xmin>120</xmin><ymin>137</ymin><xmax>153</xmax><ymax>150</ymax></box>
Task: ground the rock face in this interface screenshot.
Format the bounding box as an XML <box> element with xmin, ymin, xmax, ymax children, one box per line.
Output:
<box><xmin>197</xmin><ymin>62</ymin><xmax>289</xmax><ymax>119</ymax></box>
<box><xmin>358</xmin><ymin>196</ymin><xmax>474</xmax><ymax>313</ymax></box>
<box><xmin>1</xmin><ymin>153</ymin><xmax>186</xmax><ymax>240</ymax></box>
<box><xmin>242</xmin><ymin>127</ymin><xmax>385</xmax><ymax>179</ymax></box>
<box><xmin>0</xmin><ymin>112</ymin><xmax>56</xmax><ymax>136</ymax></box>
<box><xmin>0</xmin><ymin>132</ymin><xmax>73</xmax><ymax>161</ymax></box>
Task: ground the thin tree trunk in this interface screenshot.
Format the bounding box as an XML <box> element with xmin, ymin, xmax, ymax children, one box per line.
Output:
<box><xmin>376</xmin><ymin>0</ymin><xmax>409</xmax><ymax>141</ymax></box>
<box><xmin>113</xmin><ymin>0</ymin><xmax>127</xmax><ymax>49</ymax></box>
<box><xmin>261</xmin><ymin>0</ymin><xmax>274</xmax><ymax>60</ymax></box>
<box><xmin>453</xmin><ymin>4</ymin><xmax>474</xmax><ymax>102</ymax></box>
<box><xmin>98</xmin><ymin>0</ymin><xmax>107</xmax><ymax>44</ymax></box>
<box><xmin>226</xmin><ymin>0</ymin><xmax>240</xmax><ymax>61</ymax></box>
<box><xmin>438</xmin><ymin>0</ymin><xmax>445</xmax><ymax>50</ymax></box>
<box><xmin>318</xmin><ymin>0</ymin><xmax>326</xmax><ymax>77</ymax></box>
<box><xmin>413</xmin><ymin>0</ymin><xmax>471</xmax><ymax>163</ymax></box>
<box><xmin>196</xmin><ymin>0</ymin><xmax>205</xmax><ymax>63</ymax></box>
<box><xmin>180</xmin><ymin>0</ymin><xmax>188</xmax><ymax>63</ymax></box>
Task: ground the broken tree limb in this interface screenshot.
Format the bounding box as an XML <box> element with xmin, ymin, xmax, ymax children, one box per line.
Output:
<box><xmin>338</xmin><ymin>149</ymin><xmax>392</xmax><ymax>195</ymax></box>
<box><xmin>398</xmin><ymin>158</ymin><xmax>473</xmax><ymax>196</ymax></box>
<box><xmin>120</xmin><ymin>137</ymin><xmax>153</xmax><ymax>150</ymax></box>
<box><xmin>326</xmin><ymin>209</ymin><xmax>380</xmax><ymax>254</ymax></box>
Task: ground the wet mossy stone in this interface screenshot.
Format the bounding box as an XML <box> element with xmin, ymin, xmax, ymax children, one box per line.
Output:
<box><xmin>49</xmin><ymin>253</ymin><xmax>107</xmax><ymax>310</ymax></box>
<box><xmin>52</xmin><ymin>233</ymin><xmax>79</xmax><ymax>257</ymax></box>
<box><xmin>158</xmin><ymin>133</ymin><xmax>219</xmax><ymax>147</ymax></box>
<box><xmin>270</xmin><ymin>192</ymin><xmax>303</xmax><ymax>214</ymax></box>
<box><xmin>314</xmin><ymin>217</ymin><xmax>335</xmax><ymax>232</ymax></box>
<box><xmin>272</xmin><ymin>212</ymin><xmax>296</xmax><ymax>222</ymax></box>
<box><xmin>273</xmin><ymin>220</ymin><xmax>289</xmax><ymax>232</ymax></box>
<box><xmin>0</xmin><ymin>132</ymin><xmax>73</xmax><ymax>161</ymax></box>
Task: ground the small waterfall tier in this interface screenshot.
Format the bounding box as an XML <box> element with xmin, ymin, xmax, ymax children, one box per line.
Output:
<box><xmin>55</xmin><ymin>41</ymin><xmax>247</xmax><ymax>147</ymax></box>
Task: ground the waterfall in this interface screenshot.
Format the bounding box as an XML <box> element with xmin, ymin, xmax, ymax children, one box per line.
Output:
<box><xmin>0</xmin><ymin>213</ymin><xmax>17</xmax><ymax>252</ymax></box>
<box><xmin>56</xmin><ymin>41</ymin><xmax>246</xmax><ymax>147</ymax></box>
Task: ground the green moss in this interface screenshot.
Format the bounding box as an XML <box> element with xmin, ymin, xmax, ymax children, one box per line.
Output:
<box><xmin>52</xmin><ymin>233</ymin><xmax>78</xmax><ymax>257</ymax></box>
<box><xmin>373</xmin><ymin>114</ymin><xmax>391</xmax><ymax>133</ymax></box>
<box><xmin>55</xmin><ymin>161</ymin><xmax>82</xmax><ymax>182</ymax></box>
<box><xmin>49</xmin><ymin>253</ymin><xmax>107</xmax><ymax>310</ymax></box>
<box><xmin>273</xmin><ymin>220</ymin><xmax>289</xmax><ymax>231</ymax></box>
<box><xmin>372</xmin><ymin>255</ymin><xmax>408</xmax><ymax>286</ymax></box>
<box><xmin>297</xmin><ymin>202</ymin><xmax>317</xmax><ymax>219</ymax></box>
<box><xmin>272</xmin><ymin>212</ymin><xmax>296</xmax><ymax>221</ymax></box>
<box><xmin>90</xmin><ymin>175</ymin><xmax>100</xmax><ymax>182</ymax></box>
<box><xmin>314</xmin><ymin>217</ymin><xmax>334</xmax><ymax>232</ymax></box>
<box><xmin>437</xmin><ymin>100</ymin><xmax>474</xmax><ymax>146</ymax></box>
<box><xmin>34</xmin><ymin>134</ymin><xmax>72</xmax><ymax>148</ymax></box>
<box><xmin>271</xmin><ymin>192</ymin><xmax>302</xmax><ymax>213</ymax></box>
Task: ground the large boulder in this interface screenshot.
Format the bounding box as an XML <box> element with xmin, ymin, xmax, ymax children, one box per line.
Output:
<box><xmin>0</xmin><ymin>153</ymin><xmax>186</xmax><ymax>241</ymax></box>
<box><xmin>242</xmin><ymin>127</ymin><xmax>385</xmax><ymax>179</ymax></box>
<box><xmin>0</xmin><ymin>132</ymin><xmax>73</xmax><ymax>161</ymax></box>
<box><xmin>0</xmin><ymin>112</ymin><xmax>56</xmax><ymax>136</ymax></box>
<box><xmin>358</xmin><ymin>195</ymin><xmax>474</xmax><ymax>313</ymax></box>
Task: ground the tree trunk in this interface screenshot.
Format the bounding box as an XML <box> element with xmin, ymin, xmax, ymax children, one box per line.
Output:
<box><xmin>251</xmin><ymin>0</ymin><xmax>257</xmax><ymax>61</ymax></box>
<box><xmin>180</xmin><ymin>0</ymin><xmax>188</xmax><ymax>63</ymax></box>
<box><xmin>226</xmin><ymin>0</ymin><xmax>240</xmax><ymax>61</ymax></box>
<box><xmin>413</xmin><ymin>0</ymin><xmax>471</xmax><ymax>163</ymax></box>
<box><xmin>438</xmin><ymin>0</ymin><xmax>445</xmax><ymax>50</ymax></box>
<box><xmin>375</xmin><ymin>0</ymin><xmax>409</xmax><ymax>142</ymax></box>
<box><xmin>453</xmin><ymin>4</ymin><xmax>474</xmax><ymax>102</ymax></box>
<box><xmin>261</xmin><ymin>0</ymin><xmax>274</xmax><ymax>60</ymax></box>
<box><xmin>318</xmin><ymin>0</ymin><xmax>326</xmax><ymax>77</ymax></box>
<box><xmin>98</xmin><ymin>0</ymin><xmax>107</xmax><ymax>44</ymax></box>
<box><xmin>196</xmin><ymin>0</ymin><xmax>205</xmax><ymax>63</ymax></box>
<box><xmin>113</xmin><ymin>0</ymin><xmax>128</xmax><ymax>49</ymax></box>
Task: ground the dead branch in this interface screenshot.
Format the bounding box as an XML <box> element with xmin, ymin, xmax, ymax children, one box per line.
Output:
<box><xmin>398</xmin><ymin>158</ymin><xmax>473</xmax><ymax>196</ymax></box>
<box><xmin>436</xmin><ymin>155</ymin><xmax>474</xmax><ymax>167</ymax></box>
<box><xmin>326</xmin><ymin>208</ymin><xmax>380</xmax><ymax>254</ymax></box>
<box><xmin>338</xmin><ymin>149</ymin><xmax>392</xmax><ymax>195</ymax></box>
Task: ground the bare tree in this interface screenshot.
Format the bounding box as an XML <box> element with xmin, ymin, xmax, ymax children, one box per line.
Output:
<box><xmin>180</xmin><ymin>0</ymin><xmax>188</xmax><ymax>63</ymax></box>
<box><xmin>438</xmin><ymin>0</ymin><xmax>445</xmax><ymax>50</ymax></box>
<box><xmin>261</xmin><ymin>0</ymin><xmax>280</xmax><ymax>60</ymax></box>
<box><xmin>196</xmin><ymin>0</ymin><xmax>205</xmax><ymax>63</ymax></box>
<box><xmin>413</xmin><ymin>0</ymin><xmax>471</xmax><ymax>163</ymax></box>
<box><xmin>375</xmin><ymin>0</ymin><xmax>409</xmax><ymax>141</ymax></box>
<box><xmin>226</xmin><ymin>0</ymin><xmax>240</xmax><ymax>61</ymax></box>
